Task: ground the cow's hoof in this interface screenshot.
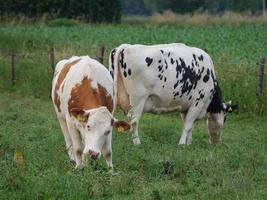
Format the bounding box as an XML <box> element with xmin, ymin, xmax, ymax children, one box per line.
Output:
<box><xmin>108</xmin><ymin>167</ymin><xmax>114</xmax><ymax>174</ymax></box>
<box><xmin>133</xmin><ymin>137</ymin><xmax>141</xmax><ymax>145</ymax></box>
<box><xmin>178</xmin><ymin>140</ymin><xmax>186</xmax><ymax>145</ymax></box>
<box><xmin>69</xmin><ymin>154</ymin><xmax>75</xmax><ymax>162</ymax></box>
<box><xmin>74</xmin><ymin>164</ymin><xmax>85</xmax><ymax>170</ymax></box>
<box><xmin>209</xmin><ymin>136</ymin><xmax>222</xmax><ymax>144</ymax></box>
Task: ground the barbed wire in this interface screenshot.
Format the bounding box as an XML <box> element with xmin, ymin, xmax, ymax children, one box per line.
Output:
<box><xmin>214</xmin><ymin>61</ymin><xmax>253</xmax><ymax>66</ymax></box>
<box><xmin>0</xmin><ymin>50</ymin><xmax>259</xmax><ymax>64</ymax></box>
<box><xmin>0</xmin><ymin>49</ymin><xmax>265</xmax><ymax>78</ymax></box>
<box><xmin>216</xmin><ymin>67</ymin><xmax>260</xmax><ymax>77</ymax></box>
<box><xmin>0</xmin><ymin>51</ymin><xmax>49</xmax><ymax>57</ymax></box>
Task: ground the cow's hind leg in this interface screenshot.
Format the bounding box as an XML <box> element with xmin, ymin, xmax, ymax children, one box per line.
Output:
<box><xmin>128</xmin><ymin>95</ymin><xmax>147</xmax><ymax>145</ymax></box>
<box><xmin>57</xmin><ymin>116</ymin><xmax>75</xmax><ymax>161</ymax></box>
<box><xmin>179</xmin><ymin>105</ymin><xmax>206</xmax><ymax>145</ymax></box>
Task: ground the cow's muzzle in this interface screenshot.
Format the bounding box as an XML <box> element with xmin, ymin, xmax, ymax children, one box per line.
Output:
<box><xmin>88</xmin><ymin>150</ymin><xmax>100</xmax><ymax>160</ymax></box>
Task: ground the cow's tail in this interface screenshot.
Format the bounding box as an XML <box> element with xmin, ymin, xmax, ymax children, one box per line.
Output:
<box><xmin>110</xmin><ymin>44</ymin><xmax>130</xmax><ymax>115</ymax></box>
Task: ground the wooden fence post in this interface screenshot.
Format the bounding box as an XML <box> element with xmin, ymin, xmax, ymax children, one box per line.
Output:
<box><xmin>257</xmin><ymin>57</ymin><xmax>265</xmax><ymax>97</ymax></box>
<box><xmin>96</xmin><ymin>46</ymin><xmax>105</xmax><ymax>64</ymax></box>
<box><xmin>50</xmin><ymin>45</ymin><xmax>55</xmax><ymax>71</ymax></box>
<box><xmin>11</xmin><ymin>50</ymin><xmax>16</xmax><ymax>85</ymax></box>
<box><xmin>263</xmin><ymin>0</ymin><xmax>266</xmax><ymax>17</ymax></box>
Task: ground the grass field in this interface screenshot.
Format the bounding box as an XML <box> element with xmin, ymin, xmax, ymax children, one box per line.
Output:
<box><xmin>0</xmin><ymin>22</ymin><xmax>267</xmax><ymax>199</ymax></box>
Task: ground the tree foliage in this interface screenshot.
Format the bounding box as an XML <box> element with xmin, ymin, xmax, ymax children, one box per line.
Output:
<box><xmin>122</xmin><ymin>0</ymin><xmax>151</xmax><ymax>15</ymax></box>
<box><xmin>124</xmin><ymin>0</ymin><xmax>265</xmax><ymax>15</ymax></box>
<box><xmin>145</xmin><ymin>0</ymin><xmax>205</xmax><ymax>14</ymax></box>
<box><xmin>204</xmin><ymin>0</ymin><xmax>263</xmax><ymax>13</ymax></box>
<box><xmin>0</xmin><ymin>0</ymin><xmax>265</xmax><ymax>20</ymax></box>
<box><xmin>0</xmin><ymin>0</ymin><xmax>121</xmax><ymax>23</ymax></box>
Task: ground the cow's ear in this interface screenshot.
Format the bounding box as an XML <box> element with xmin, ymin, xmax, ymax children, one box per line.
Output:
<box><xmin>70</xmin><ymin>108</ymin><xmax>90</xmax><ymax>123</ymax></box>
<box><xmin>222</xmin><ymin>101</ymin><xmax>238</xmax><ymax>113</ymax></box>
<box><xmin>228</xmin><ymin>104</ymin><xmax>238</xmax><ymax>112</ymax></box>
<box><xmin>113</xmin><ymin>120</ymin><xmax>131</xmax><ymax>132</ymax></box>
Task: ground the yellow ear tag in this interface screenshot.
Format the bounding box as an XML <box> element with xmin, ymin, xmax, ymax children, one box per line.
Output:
<box><xmin>228</xmin><ymin>107</ymin><xmax>233</xmax><ymax>112</ymax></box>
<box><xmin>117</xmin><ymin>126</ymin><xmax>124</xmax><ymax>132</ymax></box>
<box><xmin>76</xmin><ymin>114</ymin><xmax>85</xmax><ymax>122</ymax></box>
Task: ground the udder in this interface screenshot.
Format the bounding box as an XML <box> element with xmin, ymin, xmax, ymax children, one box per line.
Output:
<box><xmin>143</xmin><ymin>94</ymin><xmax>190</xmax><ymax>113</ymax></box>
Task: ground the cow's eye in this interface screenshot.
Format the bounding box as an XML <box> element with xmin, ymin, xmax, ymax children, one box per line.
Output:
<box><xmin>87</xmin><ymin>125</ymin><xmax>91</xmax><ymax>131</ymax></box>
<box><xmin>105</xmin><ymin>130</ymin><xmax>111</xmax><ymax>135</ymax></box>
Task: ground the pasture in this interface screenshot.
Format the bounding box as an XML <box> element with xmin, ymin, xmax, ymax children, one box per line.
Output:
<box><xmin>0</xmin><ymin>23</ymin><xmax>267</xmax><ymax>199</ymax></box>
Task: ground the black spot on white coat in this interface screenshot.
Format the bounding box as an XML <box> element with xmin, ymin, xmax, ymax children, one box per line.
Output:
<box><xmin>145</xmin><ymin>57</ymin><xmax>153</xmax><ymax>67</ymax></box>
<box><xmin>173</xmin><ymin>57</ymin><xmax>203</xmax><ymax>97</ymax></box>
<box><xmin>198</xmin><ymin>55</ymin><xmax>204</xmax><ymax>61</ymax></box>
<box><xmin>120</xmin><ymin>49</ymin><xmax>125</xmax><ymax>69</ymax></box>
<box><xmin>165</xmin><ymin>60</ymin><xmax>168</xmax><ymax>69</ymax></box>
<box><xmin>158</xmin><ymin>65</ymin><xmax>163</xmax><ymax>72</ymax></box>
<box><xmin>123</xmin><ymin>71</ymin><xmax>127</xmax><ymax>78</ymax></box>
<box><xmin>207</xmin><ymin>81</ymin><xmax>223</xmax><ymax>113</ymax></box>
<box><xmin>110</xmin><ymin>49</ymin><xmax>116</xmax><ymax>70</ymax></box>
<box><xmin>110</xmin><ymin>70</ymin><xmax>114</xmax><ymax>78</ymax></box>
<box><xmin>174</xmin><ymin>92</ymin><xmax>179</xmax><ymax>97</ymax></box>
<box><xmin>128</xmin><ymin>68</ymin><xmax>131</xmax><ymax>76</ymax></box>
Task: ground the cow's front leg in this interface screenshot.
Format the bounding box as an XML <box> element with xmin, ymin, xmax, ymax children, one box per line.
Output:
<box><xmin>66</xmin><ymin>121</ymin><xmax>84</xmax><ymax>167</ymax></box>
<box><xmin>57</xmin><ymin>117</ymin><xmax>75</xmax><ymax>161</ymax></box>
<box><xmin>102</xmin><ymin>133</ymin><xmax>113</xmax><ymax>170</ymax></box>
<box><xmin>179</xmin><ymin>103</ymin><xmax>207</xmax><ymax>145</ymax></box>
<box><xmin>130</xmin><ymin>117</ymin><xmax>141</xmax><ymax>145</ymax></box>
<box><xmin>179</xmin><ymin>120</ymin><xmax>194</xmax><ymax>145</ymax></box>
<box><xmin>178</xmin><ymin>107</ymin><xmax>201</xmax><ymax>145</ymax></box>
<box><xmin>128</xmin><ymin>95</ymin><xmax>147</xmax><ymax>145</ymax></box>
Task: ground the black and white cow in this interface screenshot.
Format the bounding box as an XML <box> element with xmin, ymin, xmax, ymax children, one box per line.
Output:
<box><xmin>109</xmin><ymin>43</ymin><xmax>237</xmax><ymax>145</ymax></box>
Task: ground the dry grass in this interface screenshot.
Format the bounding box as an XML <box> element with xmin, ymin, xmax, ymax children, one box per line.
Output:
<box><xmin>2</xmin><ymin>11</ymin><xmax>267</xmax><ymax>26</ymax></box>
<box><xmin>123</xmin><ymin>11</ymin><xmax>267</xmax><ymax>25</ymax></box>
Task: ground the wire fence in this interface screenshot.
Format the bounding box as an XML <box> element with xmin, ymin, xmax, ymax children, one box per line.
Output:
<box><xmin>0</xmin><ymin>46</ymin><xmax>265</xmax><ymax>96</ymax></box>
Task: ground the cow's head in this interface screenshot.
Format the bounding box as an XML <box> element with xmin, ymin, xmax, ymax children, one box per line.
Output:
<box><xmin>70</xmin><ymin>106</ymin><xmax>131</xmax><ymax>161</ymax></box>
<box><xmin>207</xmin><ymin>101</ymin><xmax>238</xmax><ymax>144</ymax></box>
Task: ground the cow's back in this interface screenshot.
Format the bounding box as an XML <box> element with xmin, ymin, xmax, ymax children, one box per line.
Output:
<box><xmin>52</xmin><ymin>56</ymin><xmax>82</xmax><ymax>113</ymax></box>
<box><xmin>52</xmin><ymin>56</ymin><xmax>114</xmax><ymax>118</ymax></box>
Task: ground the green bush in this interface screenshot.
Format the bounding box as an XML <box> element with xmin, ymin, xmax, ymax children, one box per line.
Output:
<box><xmin>0</xmin><ymin>0</ymin><xmax>121</xmax><ymax>23</ymax></box>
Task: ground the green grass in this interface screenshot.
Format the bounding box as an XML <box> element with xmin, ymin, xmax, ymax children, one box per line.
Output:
<box><xmin>0</xmin><ymin>23</ymin><xmax>267</xmax><ymax>199</ymax></box>
<box><xmin>0</xmin><ymin>93</ymin><xmax>266</xmax><ymax>199</ymax></box>
<box><xmin>47</xmin><ymin>18</ymin><xmax>81</xmax><ymax>27</ymax></box>
<box><xmin>0</xmin><ymin>23</ymin><xmax>266</xmax><ymax>112</ymax></box>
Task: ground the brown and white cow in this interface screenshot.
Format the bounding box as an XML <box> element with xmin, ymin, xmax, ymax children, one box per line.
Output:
<box><xmin>52</xmin><ymin>56</ymin><xmax>130</xmax><ymax>168</ymax></box>
<box><xmin>109</xmin><ymin>43</ymin><xmax>237</xmax><ymax>145</ymax></box>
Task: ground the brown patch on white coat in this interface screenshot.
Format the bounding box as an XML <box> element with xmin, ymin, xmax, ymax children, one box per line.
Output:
<box><xmin>68</xmin><ymin>76</ymin><xmax>113</xmax><ymax>119</ymax></box>
<box><xmin>54</xmin><ymin>58</ymin><xmax>82</xmax><ymax>112</ymax></box>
